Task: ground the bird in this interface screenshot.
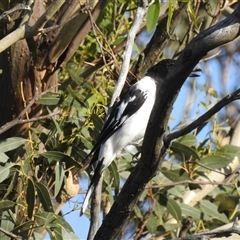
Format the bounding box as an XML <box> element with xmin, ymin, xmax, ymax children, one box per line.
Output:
<box><xmin>80</xmin><ymin>59</ymin><xmax>201</xmax><ymax>215</ymax></box>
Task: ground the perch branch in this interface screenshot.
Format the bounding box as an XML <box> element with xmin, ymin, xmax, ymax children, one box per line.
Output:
<box><xmin>165</xmin><ymin>88</ymin><xmax>240</xmax><ymax>144</ymax></box>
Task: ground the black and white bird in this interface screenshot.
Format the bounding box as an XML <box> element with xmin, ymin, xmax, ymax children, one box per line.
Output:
<box><xmin>80</xmin><ymin>59</ymin><xmax>200</xmax><ymax>215</ymax></box>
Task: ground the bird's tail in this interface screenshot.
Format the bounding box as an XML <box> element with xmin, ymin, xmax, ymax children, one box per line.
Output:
<box><xmin>80</xmin><ymin>159</ymin><xmax>103</xmax><ymax>216</ymax></box>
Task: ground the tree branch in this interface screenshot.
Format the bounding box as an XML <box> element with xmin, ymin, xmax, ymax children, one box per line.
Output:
<box><xmin>175</xmin><ymin>218</ymin><xmax>240</xmax><ymax>240</ymax></box>
<box><xmin>0</xmin><ymin>0</ymin><xmax>65</xmax><ymax>53</ymax></box>
<box><xmin>95</xmin><ymin>4</ymin><xmax>240</xmax><ymax>240</ymax></box>
<box><xmin>108</xmin><ymin>0</ymin><xmax>149</xmax><ymax>108</ymax></box>
<box><xmin>165</xmin><ymin>88</ymin><xmax>240</xmax><ymax>144</ymax></box>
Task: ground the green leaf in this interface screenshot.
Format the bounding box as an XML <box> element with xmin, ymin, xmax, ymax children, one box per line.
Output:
<box><xmin>167</xmin><ymin>0</ymin><xmax>174</xmax><ymax>33</ymax></box>
<box><xmin>92</xmin><ymin>113</ymin><xmax>103</xmax><ymax>135</ymax></box>
<box><xmin>86</xmin><ymin>94</ymin><xmax>98</xmax><ymax>109</ymax></box>
<box><xmin>187</xmin><ymin>1</ymin><xmax>198</xmax><ymax>29</ymax></box>
<box><xmin>26</xmin><ymin>179</ymin><xmax>35</xmax><ymax>219</ymax></box>
<box><xmin>0</xmin><ymin>162</ymin><xmax>13</xmax><ymax>183</ymax></box>
<box><xmin>180</xmin><ymin>203</ymin><xmax>210</xmax><ymax>221</ymax></box>
<box><xmin>41</xmin><ymin>151</ymin><xmax>82</xmax><ymax>169</ymax></box>
<box><xmin>62</xmin><ymin>228</ymin><xmax>80</xmax><ymax>240</ymax></box>
<box><xmin>177</xmin><ymin>134</ymin><xmax>197</xmax><ymax>147</ymax></box>
<box><xmin>216</xmin><ymin>145</ymin><xmax>240</xmax><ymax>160</ymax></box>
<box><xmin>35</xmin><ymin>182</ymin><xmax>54</xmax><ymax>212</ymax></box>
<box><xmin>146</xmin><ymin>0</ymin><xmax>160</xmax><ymax>33</ymax></box>
<box><xmin>215</xmin><ymin>193</ymin><xmax>238</xmax><ymax>215</ymax></box>
<box><xmin>108</xmin><ymin>161</ymin><xmax>120</xmax><ymax>195</ymax></box>
<box><xmin>161</xmin><ymin>168</ymin><xmax>189</xmax><ymax>182</ymax></box>
<box><xmin>0</xmin><ymin>137</ymin><xmax>26</xmax><ymax>153</ymax></box>
<box><xmin>35</xmin><ymin>212</ymin><xmax>74</xmax><ymax>231</ymax></box>
<box><xmin>47</xmin><ymin>107</ymin><xmax>62</xmax><ymax>134</ymax></box>
<box><xmin>54</xmin><ymin>162</ymin><xmax>64</xmax><ymax>198</ymax></box>
<box><xmin>67</xmin><ymin>85</ymin><xmax>85</xmax><ymax>104</ymax></box>
<box><xmin>199</xmin><ymin>200</ymin><xmax>229</xmax><ymax>223</ymax></box>
<box><xmin>12</xmin><ymin>221</ymin><xmax>35</xmax><ymax>234</ymax></box>
<box><xmin>0</xmin><ymin>200</ymin><xmax>16</xmax><ymax>211</ymax></box>
<box><xmin>159</xmin><ymin>195</ymin><xmax>181</xmax><ymax>221</ymax></box>
<box><xmin>0</xmin><ymin>211</ymin><xmax>14</xmax><ymax>240</ymax></box>
<box><xmin>0</xmin><ymin>152</ymin><xmax>9</xmax><ymax>163</ymax></box>
<box><xmin>146</xmin><ymin>212</ymin><xmax>158</xmax><ymax>233</ymax></box>
<box><xmin>37</xmin><ymin>92</ymin><xmax>60</xmax><ymax>105</ymax></box>
<box><xmin>171</xmin><ymin>141</ymin><xmax>200</xmax><ymax>160</ymax></box>
<box><xmin>134</xmin><ymin>205</ymin><xmax>143</xmax><ymax>220</ymax></box>
<box><xmin>196</xmin><ymin>155</ymin><xmax>232</xmax><ymax>172</ymax></box>
<box><xmin>166</xmin><ymin>198</ymin><xmax>181</xmax><ymax>221</ymax></box>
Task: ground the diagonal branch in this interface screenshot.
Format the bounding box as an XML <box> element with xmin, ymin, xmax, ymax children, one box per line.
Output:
<box><xmin>95</xmin><ymin>4</ymin><xmax>240</xmax><ymax>240</ymax></box>
<box><xmin>0</xmin><ymin>0</ymin><xmax>65</xmax><ymax>53</ymax></box>
<box><xmin>165</xmin><ymin>88</ymin><xmax>240</xmax><ymax>144</ymax></box>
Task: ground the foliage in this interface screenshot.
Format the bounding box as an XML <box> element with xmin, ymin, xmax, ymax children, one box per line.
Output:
<box><xmin>0</xmin><ymin>0</ymin><xmax>240</xmax><ymax>240</ymax></box>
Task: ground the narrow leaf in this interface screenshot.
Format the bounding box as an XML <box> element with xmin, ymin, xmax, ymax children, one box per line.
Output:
<box><xmin>41</xmin><ymin>151</ymin><xmax>82</xmax><ymax>169</ymax></box>
<box><xmin>108</xmin><ymin>161</ymin><xmax>120</xmax><ymax>195</ymax></box>
<box><xmin>26</xmin><ymin>178</ymin><xmax>35</xmax><ymax>218</ymax></box>
<box><xmin>35</xmin><ymin>182</ymin><xmax>54</xmax><ymax>212</ymax></box>
<box><xmin>37</xmin><ymin>92</ymin><xmax>60</xmax><ymax>105</ymax></box>
<box><xmin>0</xmin><ymin>200</ymin><xmax>16</xmax><ymax>211</ymax></box>
<box><xmin>146</xmin><ymin>0</ymin><xmax>160</xmax><ymax>33</ymax></box>
<box><xmin>54</xmin><ymin>162</ymin><xmax>64</xmax><ymax>198</ymax></box>
<box><xmin>166</xmin><ymin>198</ymin><xmax>181</xmax><ymax>221</ymax></box>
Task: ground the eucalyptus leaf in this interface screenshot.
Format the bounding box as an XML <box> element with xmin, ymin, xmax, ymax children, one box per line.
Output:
<box><xmin>0</xmin><ymin>137</ymin><xmax>25</xmax><ymax>153</ymax></box>
<box><xmin>35</xmin><ymin>182</ymin><xmax>54</xmax><ymax>212</ymax></box>
<box><xmin>199</xmin><ymin>200</ymin><xmax>229</xmax><ymax>223</ymax></box>
<box><xmin>146</xmin><ymin>0</ymin><xmax>160</xmax><ymax>33</ymax></box>
<box><xmin>37</xmin><ymin>92</ymin><xmax>60</xmax><ymax>105</ymax></box>
<box><xmin>26</xmin><ymin>178</ymin><xmax>35</xmax><ymax>219</ymax></box>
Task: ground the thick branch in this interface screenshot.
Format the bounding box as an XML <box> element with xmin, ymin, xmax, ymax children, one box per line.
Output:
<box><xmin>165</xmin><ymin>87</ymin><xmax>240</xmax><ymax>144</ymax></box>
<box><xmin>0</xmin><ymin>0</ymin><xmax>65</xmax><ymax>53</ymax></box>
<box><xmin>95</xmin><ymin>4</ymin><xmax>240</xmax><ymax>240</ymax></box>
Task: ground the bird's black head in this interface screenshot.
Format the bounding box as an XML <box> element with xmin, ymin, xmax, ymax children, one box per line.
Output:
<box><xmin>146</xmin><ymin>59</ymin><xmax>176</xmax><ymax>79</ymax></box>
<box><xmin>146</xmin><ymin>59</ymin><xmax>201</xmax><ymax>80</ymax></box>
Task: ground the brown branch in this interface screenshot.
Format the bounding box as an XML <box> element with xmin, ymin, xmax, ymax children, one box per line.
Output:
<box><xmin>148</xmin><ymin>179</ymin><xmax>234</xmax><ymax>189</ymax></box>
<box><xmin>165</xmin><ymin>88</ymin><xmax>240</xmax><ymax>144</ymax></box>
<box><xmin>175</xmin><ymin>218</ymin><xmax>240</xmax><ymax>240</ymax></box>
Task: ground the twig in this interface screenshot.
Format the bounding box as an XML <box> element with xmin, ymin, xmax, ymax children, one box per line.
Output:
<box><xmin>165</xmin><ymin>88</ymin><xmax>240</xmax><ymax>144</ymax></box>
<box><xmin>0</xmin><ymin>85</ymin><xmax>60</xmax><ymax>135</ymax></box>
<box><xmin>0</xmin><ymin>3</ymin><xmax>31</xmax><ymax>21</ymax></box>
<box><xmin>108</xmin><ymin>0</ymin><xmax>149</xmax><ymax>109</ymax></box>
<box><xmin>0</xmin><ymin>227</ymin><xmax>19</xmax><ymax>239</ymax></box>
<box><xmin>148</xmin><ymin>179</ymin><xmax>234</xmax><ymax>189</ymax></box>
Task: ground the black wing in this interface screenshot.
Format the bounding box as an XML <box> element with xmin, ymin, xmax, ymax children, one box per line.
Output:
<box><xmin>84</xmin><ymin>84</ymin><xmax>148</xmax><ymax>166</ymax></box>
